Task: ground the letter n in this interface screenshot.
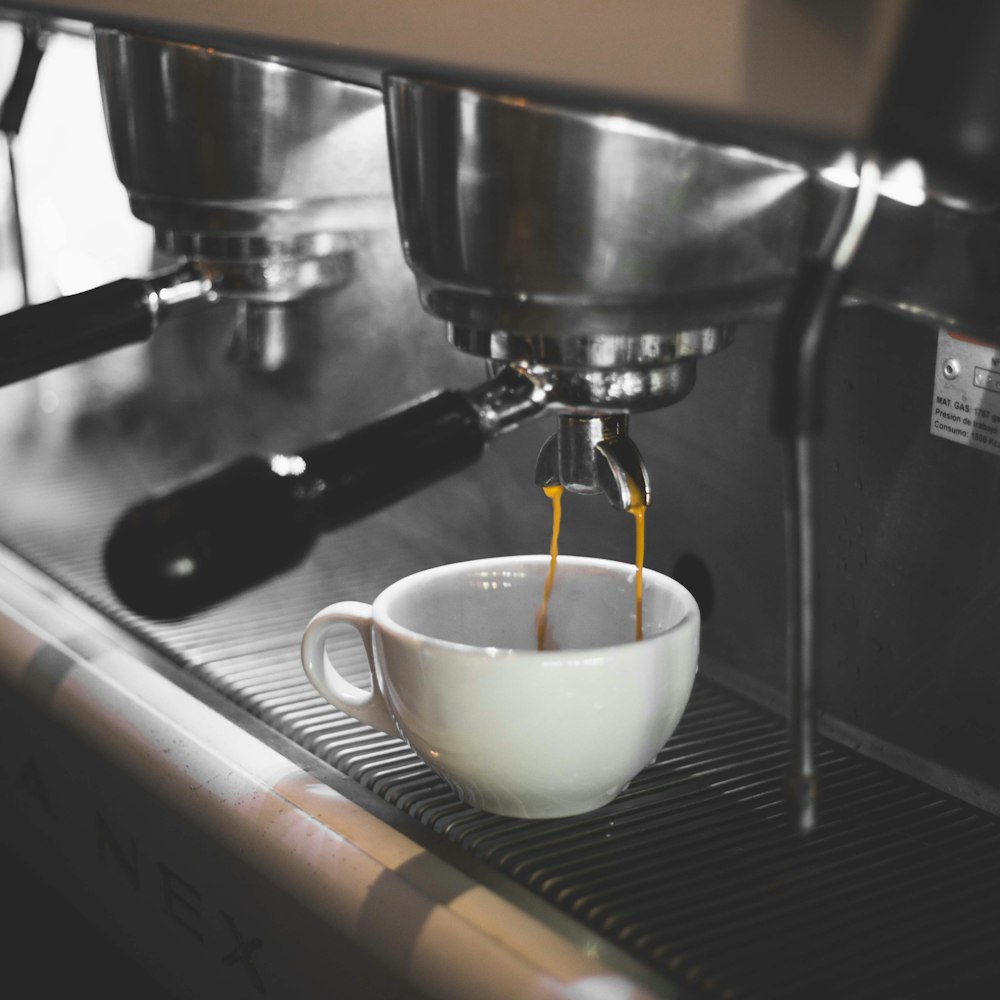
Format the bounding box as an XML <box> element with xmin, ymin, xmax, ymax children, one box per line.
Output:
<box><xmin>95</xmin><ymin>811</ymin><xmax>140</xmax><ymax>892</ymax></box>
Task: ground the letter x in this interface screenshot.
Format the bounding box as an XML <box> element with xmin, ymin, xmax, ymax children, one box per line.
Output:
<box><xmin>220</xmin><ymin>910</ymin><xmax>265</xmax><ymax>993</ymax></box>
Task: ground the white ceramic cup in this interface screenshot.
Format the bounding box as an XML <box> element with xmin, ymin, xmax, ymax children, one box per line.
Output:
<box><xmin>300</xmin><ymin>554</ymin><xmax>699</xmax><ymax>819</ymax></box>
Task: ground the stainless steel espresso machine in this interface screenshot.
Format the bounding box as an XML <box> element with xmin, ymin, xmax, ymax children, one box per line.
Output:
<box><xmin>2</xmin><ymin>2</ymin><xmax>1000</xmax><ymax>998</ymax></box>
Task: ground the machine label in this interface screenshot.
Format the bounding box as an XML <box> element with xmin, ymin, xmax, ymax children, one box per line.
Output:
<box><xmin>931</xmin><ymin>330</ymin><xmax>1000</xmax><ymax>457</ymax></box>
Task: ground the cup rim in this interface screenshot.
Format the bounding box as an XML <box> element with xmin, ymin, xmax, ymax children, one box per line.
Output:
<box><xmin>371</xmin><ymin>553</ymin><xmax>699</xmax><ymax>656</ymax></box>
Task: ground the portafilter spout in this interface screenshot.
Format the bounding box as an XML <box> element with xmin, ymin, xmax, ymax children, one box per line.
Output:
<box><xmin>535</xmin><ymin>415</ymin><xmax>650</xmax><ymax>513</ymax></box>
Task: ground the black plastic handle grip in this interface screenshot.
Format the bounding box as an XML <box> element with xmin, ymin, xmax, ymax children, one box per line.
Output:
<box><xmin>103</xmin><ymin>390</ymin><xmax>486</xmax><ymax>620</ymax></box>
<box><xmin>0</xmin><ymin>26</ymin><xmax>46</xmax><ymax>137</ymax></box>
<box><xmin>0</xmin><ymin>278</ymin><xmax>157</xmax><ymax>387</ymax></box>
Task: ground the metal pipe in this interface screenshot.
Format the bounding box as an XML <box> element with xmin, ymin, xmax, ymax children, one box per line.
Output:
<box><xmin>776</xmin><ymin>157</ymin><xmax>882</xmax><ymax>833</ymax></box>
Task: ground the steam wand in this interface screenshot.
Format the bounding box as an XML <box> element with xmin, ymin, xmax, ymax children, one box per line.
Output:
<box><xmin>772</xmin><ymin>156</ymin><xmax>882</xmax><ymax>834</ymax></box>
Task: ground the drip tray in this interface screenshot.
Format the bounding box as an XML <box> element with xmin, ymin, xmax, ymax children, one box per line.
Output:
<box><xmin>211</xmin><ymin>663</ymin><xmax>1000</xmax><ymax>1000</ymax></box>
<box><xmin>8</xmin><ymin>526</ymin><xmax>1000</xmax><ymax>1000</ymax></box>
<box><xmin>1</xmin><ymin>423</ymin><xmax>999</xmax><ymax>1000</ymax></box>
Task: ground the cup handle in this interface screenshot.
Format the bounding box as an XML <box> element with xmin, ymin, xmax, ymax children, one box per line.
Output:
<box><xmin>300</xmin><ymin>601</ymin><xmax>398</xmax><ymax>737</ymax></box>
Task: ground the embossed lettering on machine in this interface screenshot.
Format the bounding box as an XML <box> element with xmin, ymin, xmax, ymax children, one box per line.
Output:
<box><xmin>931</xmin><ymin>330</ymin><xmax>1000</xmax><ymax>457</ymax></box>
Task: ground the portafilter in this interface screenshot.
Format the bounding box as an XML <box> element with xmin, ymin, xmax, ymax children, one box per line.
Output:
<box><xmin>104</xmin><ymin>76</ymin><xmax>846</xmax><ymax>620</ymax></box>
<box><xmin>0</xmin><ymin>29</ymin><xmax>395</xmax><ymax>382</ymax></box>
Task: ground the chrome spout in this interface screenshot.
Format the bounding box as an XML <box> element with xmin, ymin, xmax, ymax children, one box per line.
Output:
<box><xmin>535</xmin><ymin>414</ymin><xmax>650</xmax><ymax>511</ymax></box>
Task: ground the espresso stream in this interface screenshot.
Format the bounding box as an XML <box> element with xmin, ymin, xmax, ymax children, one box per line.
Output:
<box><xmin>535</xmin><ymin>484</ymin><xmax>565</xmax><ymax>650</ymax></box>
<box><xmin>535</xmin><ymin>480</ymin><xmax>646</xmax><ymax>650</ymax></box>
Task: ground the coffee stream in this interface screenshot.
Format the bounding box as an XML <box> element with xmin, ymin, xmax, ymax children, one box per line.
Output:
<box><xmin>535</xmin><ymin>479</ymin><xmax>646</xmax><ymax>651</ymax></box>
<box><xmin>535</xmin><ymin>484</ymin><xmax>564</xmax><ymax>651</ymax></box>
<box><xmin>627</xmin><ymin>477</ymin><xmax>646</xmax><ymax>643</ymax></box>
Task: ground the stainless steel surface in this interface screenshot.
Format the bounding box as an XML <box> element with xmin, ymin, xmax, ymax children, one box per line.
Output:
<box><xmin>850</xmin><ymin>181</ymin><xmax>1000</xmax><ymax>339</ymax></box>
<box><xmin>535</xmin><ymin>415</ymin><xmax>651</xmax><ymax>510</ymax></box>
<box><xmin>449</xmin><ymin>324</ymin><xmax>735</xmax><ymax>373</ymax></box>
<box><xmin>142</xmin><ymin>261</ymin><xmax>216</xmax><ymax>320</ymax></box>
<box><xmin>487</xmin><ymin>354</ymin><xmax>702</xmax><ymax>415</ymax></box>
<box><xmin>458</xmin><ymin>364</ymin><xmax>549</xmax><ymax>438</ymax></box>
<box><xmin>153</xmin><ymin>229</ymin><xmax>359</xmax><ymax>302</ymax></box>
<box><xmin>385</xmin><ymin>74</ymin><xmax>809</xmax><ymax>356</ymax></box>
<box><xmin>387</xmin><ymin>73</ymin><xmax>1000</xmax><ymax>358</ymax></box>
<box><xmin>463</xmin><ymin>366</ymin><xmax>659</xmax><ymax>508</ymax></box>
<box><xmin>227</xmin><ymin>301</ymin><xmax>289</xmax><ymax>372</ymax></box>
<box><xmin>778</xmin><ymin>158</ymin><xmax>883</xmax><ymax>834</ymax></box>
<box><xmin>93</xmin><ymin>29</ymin><xmax>395</xmax><ymax>358</ymax></box>
<box><xmin>6</xmin><ymin>6</ymin><xmax>1000</xmax><ymax>999</ymax></box>
<box><xmin>96</xmin><ymin>30</ymin><xmax>393</xmax><ymax>248</ymax></box>
<box><xmin>385</xmin><ymin>73</ymin><xmax>819</xmax><ymax>424</ymax></box>
<box><xmin>382</xmin><ymin>72</ymin><xmax>1000</xmax><ymax>443</ymax></box>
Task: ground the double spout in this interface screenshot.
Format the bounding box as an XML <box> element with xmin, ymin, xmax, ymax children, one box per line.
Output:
<box><xmin>535</xmin><ymin>415</ymin><xmax>650</xmax><ymax>513</ymax></box>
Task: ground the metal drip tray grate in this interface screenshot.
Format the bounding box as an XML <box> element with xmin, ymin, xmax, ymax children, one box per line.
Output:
<box><xmin>3</xmin><ymin>457</ymin><xmax>1000</xmax><ymax>999</ymax></box>
<box><xmin>241</xmin><ymin>669</ymin><xmax>1000</xmax><ymax>1000</ymax></box>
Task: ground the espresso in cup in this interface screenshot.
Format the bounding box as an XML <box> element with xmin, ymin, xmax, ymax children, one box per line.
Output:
<box><xmin>301</xmin><ymin>555</ymin><xmax>699</xmax><ymax>818</ymax></box>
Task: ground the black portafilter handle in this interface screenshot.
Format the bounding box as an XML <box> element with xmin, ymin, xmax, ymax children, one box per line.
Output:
<box><xmin>0</xmin><ymin>264</ymin><xmax>213</xmax><ymax>388</ymax></box>
<box><xmin>1</xmin><ymin>22</ymin><xmax>46</xmax><ymax>138</ymax></box>
<box><xmin>103</xmin><ymin>371</ymin><xmax>549</xmax><ymax>620</ymax></box>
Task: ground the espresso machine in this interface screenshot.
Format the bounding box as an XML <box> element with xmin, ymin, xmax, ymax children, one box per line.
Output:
<box><xmin>3</xmin><ymin>2</ymin><xmax>1000</xmax><ymax>998</ymax></box>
